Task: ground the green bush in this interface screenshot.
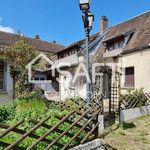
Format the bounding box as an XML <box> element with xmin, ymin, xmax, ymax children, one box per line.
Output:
<box><xmin>0</xmin><ymin>102</ymin><xmax>16</xmax><ymax>123</ymax></box>
<box><xmin>16</xmin><ymin>89</ymin><xmax>45</xmax><ymax>101</ymax></box>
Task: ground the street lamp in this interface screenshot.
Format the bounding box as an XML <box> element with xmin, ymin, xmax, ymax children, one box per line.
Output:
<box><xmin>79</xmin><ymin>0</ymin><xmax>90</xmax><ymax>12</ymax></box>
<box><xmin>79</xmin><ymin>0</ymin><xmax>94</xmax><ymax>106</ymax></box>
<box><xmin>87</xmin><ymin>11</ymin><xmax>94</xmax><ymax>30</ymax></box>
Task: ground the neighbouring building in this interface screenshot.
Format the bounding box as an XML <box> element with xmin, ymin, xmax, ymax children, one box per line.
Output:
<box><xmin>0</xmin><ymin>31</ymin><xmax>64</xmax><ymax>103</ymax></box>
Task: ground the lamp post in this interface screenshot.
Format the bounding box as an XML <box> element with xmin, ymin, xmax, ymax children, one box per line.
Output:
<box><xmin>79</xmin><ymin>0</ymin><xmax>94</xmax><ymax>106</ymax></box>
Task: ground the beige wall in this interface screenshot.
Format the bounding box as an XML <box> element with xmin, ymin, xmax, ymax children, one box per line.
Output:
<box><xmin>118</xmin><ymin>48</ymin><xmax>150</xmax><ymax>93</ymax></box>
<box><xmin>0</xmin><ymin>62</ymin><xmax>13</xmax><ymax>104</ymax></box>
<box><xmin>60</xmin><ymin>67</ymin><xmax>87</xmax><ymax>101</ymax></box>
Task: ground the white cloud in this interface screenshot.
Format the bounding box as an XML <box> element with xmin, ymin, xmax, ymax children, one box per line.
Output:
<box><xmin>0</xmin><ymin>17</ymin><xmax>15</xmax><ymax>33</ymax></box>
<box><xmin>0</xmin><ymin>25</ymin><xmax>15</xmax><ymax>33</ymax></box>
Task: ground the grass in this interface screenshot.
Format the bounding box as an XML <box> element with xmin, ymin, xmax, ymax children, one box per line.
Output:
<box><xmin>103</xmin><ymin>115</ymin><xmax>150</xmax><ymax>150</ymax></box>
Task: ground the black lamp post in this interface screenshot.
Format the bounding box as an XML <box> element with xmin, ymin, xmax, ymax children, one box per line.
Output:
<box><xmin>79</xmin><ymin>0</ymin><xmax>94</xmax><ymax>106</ymax></box>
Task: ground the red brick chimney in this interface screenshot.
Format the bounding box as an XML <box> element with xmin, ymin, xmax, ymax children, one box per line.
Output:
<box><xmin>100</xmin><ymin>16</ymin><xmax>108</xmax><ymax>33</ymax></box>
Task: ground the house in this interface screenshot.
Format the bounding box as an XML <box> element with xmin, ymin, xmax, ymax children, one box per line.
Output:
<box><xmin>49</xmin><ymin>11</ymin><xmax>150</xmax><ymax>101</ymax></box>
<box><xmin>96</xmin><ymin>11</ymin><xmax>150</xmax><ymax>94</ymax></box>
<box><xmin>1</xmin><ymin>10</ymin><xmax>149</xmax><ymax>103</ymax></box>
<box><xmin>44</xmin><ymin>19</ymin><xmax>110</xmax><ymax>100</ymax></box>
<box><xmin>45</xmin><ymin>32</ymin><xmax>103</xmax><ymax>100</ymax></box>
<box><xmin>0</xmin><ymin>31</ymin><xmax>64</xmax><ymax>103</ymax></box>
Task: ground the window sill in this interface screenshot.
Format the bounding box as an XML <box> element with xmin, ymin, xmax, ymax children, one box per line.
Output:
<box><xmin>121</xmin><ymin>87</ymin><xmax>135</xmax><ymax>90</ymax></box>
<box><xmin>103</xmin><ymin>48</ymin><xmax>123</xmax><ymax>58</ymax></box>
<box><xmin>0</xmin><ymin>90</ymin><xmax>8</xmax><ymax>94</ymax></box>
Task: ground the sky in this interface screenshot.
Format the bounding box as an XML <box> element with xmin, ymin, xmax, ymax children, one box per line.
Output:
<box><xmin>0</xmin><ymin>0</ymin><xmax>149</xmax><ymax>46</ymax></box>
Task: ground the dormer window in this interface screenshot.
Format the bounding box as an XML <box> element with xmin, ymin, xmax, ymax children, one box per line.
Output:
<box><xmin>108</xmin><ymin>36</ymin><xmax>125</xmax><ymax>51</ymax></box>
<box><xmin>103</xmin><ymin>29</ymin><xmax>134</xmax><ymax>52</ymax></box>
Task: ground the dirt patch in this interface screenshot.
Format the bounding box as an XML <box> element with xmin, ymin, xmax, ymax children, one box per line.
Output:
<box><xmin>103</xmin><ymin>115</ymin><xmax>150</xmax><ymax>150</ymax></box>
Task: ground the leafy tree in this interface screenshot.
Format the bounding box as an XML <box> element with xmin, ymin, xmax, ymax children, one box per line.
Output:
<box><xmin>0</xmin><ymin>39</ymin><xmax>39</xmax><ymax>99</ymax></box>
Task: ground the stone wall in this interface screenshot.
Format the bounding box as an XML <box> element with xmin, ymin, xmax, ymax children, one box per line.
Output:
<box><xmin>70</xmin><ymin>139</ymin><xmax>105</xmax><ymax>150</ymax></box>
<box><xmin>120</xmin><ymin>105</ymin><xmax>150</xmax><ymax>122</ymax></box>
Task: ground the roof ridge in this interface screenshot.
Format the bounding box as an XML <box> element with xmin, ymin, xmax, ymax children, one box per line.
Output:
<box><xmin>63</xmin><ymin>32</ymin><xmax>100</xmax><ymax>50</ymax></box>
<box><xmin>110</xmin><ymin>10</ymin><xmax>150</xmax><ymax>28</ymax></box>
<box><xmin>0</xmin><ymin>30</ymin><xmax>65</xmax><ymax>47</ymax></box>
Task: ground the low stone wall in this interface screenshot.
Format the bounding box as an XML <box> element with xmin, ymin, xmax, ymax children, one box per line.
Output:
<box><xmin>120</xmin><ymin>105</ymin><xmax>150</xmax><ymax>122</ymax></box>
<box><xmin>69</xmin><ymin>139</ymin><xmax>105</xmax><ymax>150</ymax></box>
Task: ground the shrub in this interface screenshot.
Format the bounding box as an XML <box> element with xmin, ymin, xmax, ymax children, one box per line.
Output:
<box><xmin>16</xmin><ymin>89</ymin><xmax>45</xmax><ymax>101</ymax></box>
<box><xmin>0</xmin><ymin>102</ymin><xmax>16</xmax><ymax>123</ymax></box>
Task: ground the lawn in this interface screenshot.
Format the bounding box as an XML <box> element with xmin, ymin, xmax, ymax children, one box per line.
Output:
<box><xmin>103</xmin><ymin>115</ymin><xmax>150</xmax><ymax>150</ymax></box>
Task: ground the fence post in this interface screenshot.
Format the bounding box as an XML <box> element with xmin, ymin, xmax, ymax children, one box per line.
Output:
<box><xmin>98</xmin><ymin>97</ymin><xmax>104</xmax><ymax>136</ymax></box>
<box><xmin>98</xmin><ymin>113</ymin><xmax>104</xmax><ymax>136</ymax></box>
<box><xmin>118</xmin><ymin>73</ymin><xmax>121</xmax><ymax>123</ymax></box>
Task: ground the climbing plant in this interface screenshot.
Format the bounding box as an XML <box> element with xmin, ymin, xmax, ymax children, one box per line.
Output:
<box><xmin>0</xmin><ymin>39</ymin><xmax>39</xmax><ymax>99</ymax></box>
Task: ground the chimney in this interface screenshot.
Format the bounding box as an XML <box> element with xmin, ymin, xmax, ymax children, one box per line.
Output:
<box><xmin>100</xmin><ymin>16</ymin><xmax>108</xmax><ymax>33</ymax></box>
<box><xmin>17</xmin><ymin>29</ymin><xmax>21</xmax><ymax>36</ymax></box>
<box><xmin>34</xmin><ymin>35</ymin><xmax>40</xmax><ymax>40</ymax></box>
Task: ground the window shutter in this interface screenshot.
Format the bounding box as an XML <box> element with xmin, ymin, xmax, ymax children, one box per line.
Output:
<box><xmin>124</xmin><ymin>67</ymin><xmax>134</xmax><ymax>87</ymax></box>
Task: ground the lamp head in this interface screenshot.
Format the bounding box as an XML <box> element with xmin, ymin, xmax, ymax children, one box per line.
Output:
<box><xmin>79</xmin><ymin>0</ymin><xmax>90</xmax><ymax>12</ymax></box>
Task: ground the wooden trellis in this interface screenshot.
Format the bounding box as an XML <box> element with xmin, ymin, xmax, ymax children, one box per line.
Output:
<box><xmin>0</xmin><ymin>94</ymin><xmax>103</xmax><ymax>150</ymax></box>
<box><xmin>120</xmin><ymin>93</ymin><xmax>150</xmax><ymax>110</ymax></box>
<box><xmin>110</xmin><ymin>72</ymin><xmax>121</xmax><ymax>113</ymax></box>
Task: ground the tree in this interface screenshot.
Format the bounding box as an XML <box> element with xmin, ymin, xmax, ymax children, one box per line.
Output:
<box><xmin>0</xmin><ymin>39</ymin><xmax>39</xmax><ymax>99</ymax></box>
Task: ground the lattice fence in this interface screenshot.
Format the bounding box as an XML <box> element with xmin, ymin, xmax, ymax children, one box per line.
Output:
<box><xmin>120</xmin><ymin>92</ymin><xmax>150</xmax><ymax>110</ymax></box>
<box><xmin>0</xmin><ymin>94</ymin><xmax>103</xmax><ymax>150</ymax></box>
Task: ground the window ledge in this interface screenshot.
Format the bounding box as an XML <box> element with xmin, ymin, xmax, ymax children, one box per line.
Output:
<box><xmin>0</xmin><ymin>90</ymin><xmax>8</xmax><ymax>94</ymax></box>
<box><xmin>121</xmin><ymin>87</ymin><xmax>135</xmax><ymax>90</ymax></box>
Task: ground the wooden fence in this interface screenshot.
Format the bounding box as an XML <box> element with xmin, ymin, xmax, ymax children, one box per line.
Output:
<box><xmin>0</xmin><ymin>94</ymin><xmax>103</xmax><ymax>150</ymax></box>
<box><xmin>120</xmin><ymin>92</ymin><xmax>150</xmax><ymax>110</ymax></box>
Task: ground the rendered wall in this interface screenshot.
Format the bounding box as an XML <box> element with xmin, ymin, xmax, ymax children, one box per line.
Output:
<box><xmin>118</xmin><ymin>48</ymin><xmax>150</xmax><ymax>93</ymax></box>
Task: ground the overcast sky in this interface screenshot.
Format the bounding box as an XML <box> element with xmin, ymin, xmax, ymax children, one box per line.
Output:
<box><xmin>0</xmin><ymin>0</ymin><xmax>149</xmax><ymax>45</ymax></box>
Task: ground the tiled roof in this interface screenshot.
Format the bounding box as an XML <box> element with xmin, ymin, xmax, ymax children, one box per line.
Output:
<box><xmin>0</xmin><ymin>31</ymin><xmax>65</xmax><ymax>53</ymax></box>
<box><xmin>57</xmin><ymin>32</ymin><xmax>99</xmax><ymax>54</ymax></box>
<box><xmin>104</xmin><ymin>11</ymin><xmax>150</xmax><ymax>53</ymax></box>
<box><xmin>93</xmin><ymin>11</ymin><xmax>150</xmax><ymax>62</ymax></box>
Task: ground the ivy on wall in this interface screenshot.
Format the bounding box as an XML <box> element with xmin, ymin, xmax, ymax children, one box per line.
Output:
<box><xmin>0</xmin><ymin>39</ymin><xmax>39</xmax><ymax>99</ymax></box>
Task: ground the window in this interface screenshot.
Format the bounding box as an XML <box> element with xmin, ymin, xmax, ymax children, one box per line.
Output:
<box><xmin>124</xmin><ymin>67</ymin><xmax>135</xmax><ymax>87</ymax></box>
<box><xmin>58</xmin><ymin>49</ymin><xmax>78</xmax><ymax>59</ymax></box>
<box><xmin>108</xmin><ymin>38</ymin><xmax>124</xmax><ymax>51</ymax></box>
<box><xmin>0</xmin><ymin>61</ymin><xmax>5</xmax><ymax>90</ymax></box>
<box><xmin>34</xmin><ymin>73</ymin><xmax>46</xmax><ymax>81</ymax></box>
<box><xmin>106</xmin><ymin>36</ymin><xmax>125</xmax><ymax>51</ymax></box>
